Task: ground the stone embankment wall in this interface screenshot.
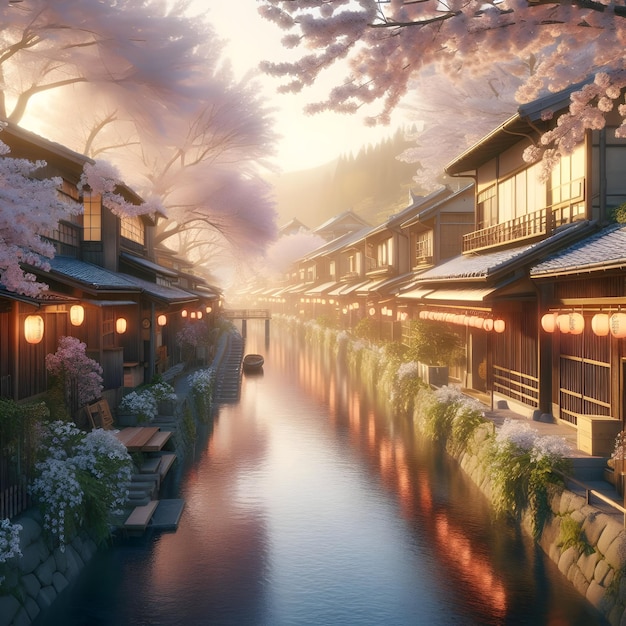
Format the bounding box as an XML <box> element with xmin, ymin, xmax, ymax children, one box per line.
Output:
<box><xmin>0</xmin><ymin>510</ymin><xmax>98</xmax><ymax>626</ymax></box>
<box><xmin>454</xmin><ymin>423</ymin><xmax>626</xmax><ymax>626</ymax></box>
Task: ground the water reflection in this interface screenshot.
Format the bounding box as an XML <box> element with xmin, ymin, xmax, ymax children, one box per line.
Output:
<box><xmin>33</xmin><ymin>323</ymin><xmax>606</xmax><ymax>626</ymax></box>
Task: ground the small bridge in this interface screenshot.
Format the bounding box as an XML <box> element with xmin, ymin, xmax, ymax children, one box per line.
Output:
<box><xmin>223</xmin><ymin>309</ymin><xmax>271</xmax><ymax>343</ymax></box>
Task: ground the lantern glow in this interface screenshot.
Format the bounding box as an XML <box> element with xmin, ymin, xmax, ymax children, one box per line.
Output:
<box><xmin>24</xmin><ymin>315</ymin><xmax>44</xmax><ymax>344</ymax></box>
<box><xmin>591</xmin><ymin>313</ymin><xmax>610</xmax><ymax>336</ymax></box>
<box><xmin>69</xmin><ymin>305</ymin><xmax>85</xmax><ymax>326</ymax></box>
<box><xmin>116</xmin><ymin>318</ymin><xmax>127</xmax><ymax>334</ymax></box>
<box><xmin>157</xmin><ymin>314</ymin><xmax>167</xmax><ymax>327</ymax></box>
<box><xmin>541</xmin><ymin>313</ymin><xmax>557</xmax><ymax>333</ymax></box>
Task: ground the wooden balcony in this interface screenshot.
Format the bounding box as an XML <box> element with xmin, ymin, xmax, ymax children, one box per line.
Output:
<box><xmin>463</xmin><ymin>208</ymin><xmax>548</xmax><ymax>253</ymax></box>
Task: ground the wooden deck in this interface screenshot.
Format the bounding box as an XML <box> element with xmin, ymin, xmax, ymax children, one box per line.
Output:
<box><xmin>114</xmin><ymin>426</ymin><xmax>172</xmax><ymax>452</ymax></box>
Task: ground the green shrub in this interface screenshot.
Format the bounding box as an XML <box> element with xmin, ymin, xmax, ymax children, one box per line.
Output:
<box><xmin>558</xmin><ymin>515</ymin><xmax>594</xmax><ymax>556</ymax></box>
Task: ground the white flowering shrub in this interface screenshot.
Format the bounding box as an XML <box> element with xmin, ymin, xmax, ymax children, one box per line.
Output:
<box><xmin>489</xmin><ymin>419</ymin><xmax>572</xmax><ymax>538</ymax></box>
<box><xmin>390</xmin><ymin>361</ymin><xmax>424</xmax><ymax>413</ymax></box>
<box><xmin>30</xmin><ymin>421</ymin><xmax>132</xmax><ymax>550</ymax></box>
<box><xmin>0</xmin><ymin>518</ymin><xmax>22</xmax><ymax>587</ymax></box>
<box><xmin>0</xmin><ymin>518</ymin><xmax>22</xmax><ymax>564</ymax></box>
<box><xmin>149</xmin><ymin>381</ymin><xmax>177</xmax><ymax>402</ymax></box>
<box><xmin>118</xmin><ymin>389</ymin><xmax>158</xmax><ymax>423</ymax></box>
<box><xmin>187</xmin><ymin>368</ymin><xmax>216</xmax><ymax>421</ymax></box>
<box><xmin>414</xmin><ymin>385</ymin><xmax>485</xmax><ymax>448</ymax></box>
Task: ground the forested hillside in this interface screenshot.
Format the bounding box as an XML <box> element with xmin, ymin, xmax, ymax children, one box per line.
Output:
<box><xmin>271</xmin><ymin>127</ymin><xmax>425</xmax><ymax>229</ymax></box>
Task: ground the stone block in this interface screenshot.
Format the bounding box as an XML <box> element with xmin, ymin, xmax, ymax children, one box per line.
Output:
<box><xmin>35</xmin><ymin>585</ymin><xmax>57</xmax><ymax>610</ymax></box>
<box><xmin>11</xmin><ymin>607</ymin><xmax>31</xmax><ymax>626</ymax></box>
<box><xmin>21</xmin><ymin>573</ymin><xmax>41</xmax><ymax>599</ymax></box>
<box><xmin>64</xmin><ymin>544</ymin><xmax>84</xmax><ymax>580</ymax></box>
<box><xmin>597</xmin><ymin>524</ymin><xmax>626</xmax><ymax>564</ymax></box>
<box><xmin>558</xmin><ymin>546</ymin><xmax>578</xmax><ymax>575</ymax></box>
<box><xmin>593</xmin><ymin>559</ymin><xmax>611</xmax><ymax>585</ymax></box>
<box><xmin>54</xmin><ymin>545</ymin><xmax>68</xmax><ymax>573</ymax></box>
<box><xmin>578</xmin><ymin>550</ymin><xmax>600</xmax><ymax>583</ymax></box>
<box><xmin>35</xmin><ymin>555</ymin><xmax>56</xmax><ymax>587</ymax></box>
<box><xmin>52</xmin><ymin>571</ymin><xmax>69</xmax><ymax>594</ymax></box>
<box><xmin>583</xmin><ymin>512</ymin><xmax>610</xmax><ymax>546</ymax></box>
<box><xmin>602</xmin><ymin>530</ymin><xmax>626</xmax><ymax>571</ymax></box>
<box><xmin>17</xmin><ymin>517</ymin><xmax>42</xmax><ymax>549</ymax></box>
<box><xmin>18</xmin><ymin>543</ymin><xmax>42</xmax><ymax>575</ymax></box>
<box><xmin>24</xmin><ymin>596</ymin><xmax>40</xmax><ymax>621</ymax></box>
<box><xmin>0</xmin><ymin>594</ymin><xmax>21</xmax><ymax>626</ymax></box>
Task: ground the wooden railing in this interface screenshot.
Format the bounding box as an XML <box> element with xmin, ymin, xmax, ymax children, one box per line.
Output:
<box><xmin>223</xmin><ymin>309</ymin><xmax>271</xmax><ymax>320</ymax></box>
<box><xmin>493</xmin><ymin>365</ymin><xmax>540</xmax><ymax>408</ymax></box>
<box><xmin>463</xmin><ymin>208</ymin><xmax>548</xmax><ymax>253</ymax></box>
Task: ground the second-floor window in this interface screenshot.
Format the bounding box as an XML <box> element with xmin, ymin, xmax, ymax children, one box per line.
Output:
<box><xmin>120</xmin><ymin>215</ymin><xmax>145</xmax><ymax>245</ymax></box>
<box><xmin>83</xmin><ymin>192</ymin><xmax>102</xmax><ymax>242</ymax></box>
<box><xmin>414</xmin><ymin>232</ymin><xmax>433</xmax><ymax>263</ymax></box>
<box><xmin>377</xmin><ymin>238</ymin><xmax>393</xmax><ymax>267</ymax></box>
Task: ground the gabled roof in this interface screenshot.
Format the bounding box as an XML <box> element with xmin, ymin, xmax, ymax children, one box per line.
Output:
<box><xmin>363</xmin><ymin>186</ymin><xmax>453</xmax><ymax>239</ymax></box>
<box><xmin>530</xmin><ymin>223</ymin><xmax>626</xmax><ymax>277</ymax></box>
<box><xmin>401</xmin><ymin>184</ymin><xmax>474</xmax><ymax>229</ymax></box>
<box><xmin>312</xmin><ymin>209</ymin><xmax>370</xmax><ymax>236</ymax></box>
<box><xmin>445</xmin><ymin>81</ymin><xmax>590</xmax><ymax>176</ymax></box>
<box><xmin>301</xmin><ymin>225</ymin><xmax>373</xmax><ymax>262</ymax></box>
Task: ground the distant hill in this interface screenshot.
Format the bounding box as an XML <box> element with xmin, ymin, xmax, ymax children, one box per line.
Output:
<box><xmin>270</xmin><ymin>126</ymin><xmax>427</xmax><ymax>230</ymax></box>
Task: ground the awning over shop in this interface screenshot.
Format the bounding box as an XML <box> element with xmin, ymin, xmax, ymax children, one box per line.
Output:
<box><xmin>396</xmin><ymin>287</ymin><xmax>435</xmax><ymax>301</ymax></box>
<box><xmin>423</xmin><ymin>287</ymin><xmax>498</xmax><ymax>302</ymax></box>
<box><xmin>304</xmin><ymin>280</ymin><xmax>338</xmax><ymax>296</ymax></box>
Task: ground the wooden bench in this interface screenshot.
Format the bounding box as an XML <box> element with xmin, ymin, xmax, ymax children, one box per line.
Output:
<box><xmin>124</xmin><ymin>500</ymin><xmax>159</xmax><ymax>531</ymax></box>
<box><xmin>84</xmin><ymin>399</ymin><xmax>115</xmax><ymax>430</ymax></box>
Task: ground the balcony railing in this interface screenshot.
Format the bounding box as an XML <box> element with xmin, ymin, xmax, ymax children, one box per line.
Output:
<box><xmin>463</xmin><ymin>208</ymin><xmax>548</xmax><ymax>253</ymax></box>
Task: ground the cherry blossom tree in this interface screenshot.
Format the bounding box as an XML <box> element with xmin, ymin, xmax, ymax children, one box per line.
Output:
<box><xmin>398</xmin><ymin>64</ymin><xmax>523</xmax><ymax>189</ymax></box>
<box><xmin>0</xmin><ymin>0</ymin><xmax>279</xmax><ymax>271</ymax></box>
<box><xmin>258</xmin><ymin>0</ymin><xmax>626</xmax><ymax>168</ymax></box>
<box><xmin>0</xmin><ymin>136</ymin><xmax>78</xmax><ymax>296</ymax></box>
<box><xmin>263</xmin><ymin>229</ymin><xmax>327</xmax><ymax>278</ymax></box>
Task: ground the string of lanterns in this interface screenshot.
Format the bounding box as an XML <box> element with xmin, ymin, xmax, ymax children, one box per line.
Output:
<box><xmin>418</xmin><ymin>309</ymin><xmax>505</xmax><ymax>333</ymax></box>
<box><xmin>541</xmin><ymin>311</ymin><xmax>626</xmax><ymax>338</ymax></box>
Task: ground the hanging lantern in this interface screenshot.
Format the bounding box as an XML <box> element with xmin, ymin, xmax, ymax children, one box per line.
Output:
<box><xmin>556</xmin><ymin>314</ymin><xmax>570</xmax><ymax>334</ymax></box>
<box><xmin>116</xmin><ymin>317</ymin><xmax>127</xmax><ymax>334</ymax></box>
<box><xmin>568</xmin><ymin>313</ymin><xmax>585</xmax><ymax>335</ymax></box>
<box><xmin>419</xmin><ymin>311</ymin><xmax>428</xmax><ymax>320</ymax></box>
<box><xmin>197</xmin><ymin>311</ymin><xmax>203</xmax><ymax>320</ymax></box>
<box><xmin>157</xmin><ymin>314</ymin><xmax>167</xmax><ymax>327</ymax></box>
<box><xmin>206</xmin><ymin>305</ymin><xmax>212</xmax><ymax>314</ymax></box>
<box><xmin>540</xmin><ymin>313</ymin><xmax>557</xmax><ymax>333</ymax></box>
<box><xmin>69</xmin><ymin>304</ymin><xmax>85</xmax><ymax>326</ymax></box>
<box><xmin>181</xmin><ymin>309</ymin><xmax>188</xmax><ymax>318</ymax></box>
<box><xmin>190</xmin><ymin>311</ymin><xmax>197</xmax><ymax>319</ymax></box>
<box><xmin>24</xmin><ymin>315</ymin><xmax>44</xmax><ymax>344</ymax></box>
<box><xmin>610</xmin><ymin>313</ymin><xmax>626</xmax><ymax>338</ymax></box>
<box><xmin>369</xmin><ymin>307</ymin><xmax>376</xmax><ymax>317</ymax></box>
<box><xmin>494</xmin><ymin>319</ymin><xmax>506</xmax><ymax>333</ymax></box>
<box><xmin>483</xmin><ymin>318</ymin><xmax>494</xmax><ymax>332</ymax></box>
<box><xmin>591</xmin><ymin>313</ymin><xmax>610</xmax><ymax>337</ymax></box>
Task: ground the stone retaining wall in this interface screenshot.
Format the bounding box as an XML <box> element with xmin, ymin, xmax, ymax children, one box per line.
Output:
<box><xmin>454</xmin><ymin>423</ymin><xmax>626</xmax><ymax>625</ymax></box>
<box><xmin>0</xmin><ymin>509</ymin><xmax>98</xmax><ymax>626</ymax></box>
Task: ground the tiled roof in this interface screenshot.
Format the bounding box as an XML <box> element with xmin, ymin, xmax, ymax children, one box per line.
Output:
<box><xmin>415</xmin><ymin>244</ymin><xmax>534</xmax><ymax>281</ymax></box>
<box><xmin>48</xmin><ymin>257</ymin><xmax>198</xmax><ymax>303</ymax></box>
<box><xmin>415</xmin><ymin>221</ymin><xmax>591</xmax><ymax>282</ymax></box>
<box><xmin>530</xmin><ymin>224</ymin><xmax>626</xmax><ymax>276</ymax></box>
<box><xmin>49</xmin><ymin>257</ymin><xmax>139</xmax><ymax>290</ymax></box>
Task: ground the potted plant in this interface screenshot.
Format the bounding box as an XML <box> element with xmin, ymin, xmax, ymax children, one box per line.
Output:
<box><xmin>406</xmin><ymin>319</ymin><xmax>464</xmax><ymax>386</ymax></box>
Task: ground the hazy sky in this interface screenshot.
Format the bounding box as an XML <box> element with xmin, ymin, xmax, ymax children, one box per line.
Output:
<box><xmin>203</xmin><ymin>1</ymin><xmax>401</xmax><ymax>173</ymax></box>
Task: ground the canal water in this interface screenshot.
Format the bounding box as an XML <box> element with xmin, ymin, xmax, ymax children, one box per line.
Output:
<box><xmin>33</xmin><ymin>323</ymin><xmax>607</xmax><ymax>626</ymax></box>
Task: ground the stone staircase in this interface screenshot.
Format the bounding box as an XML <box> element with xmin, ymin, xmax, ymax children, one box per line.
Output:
<box><xmin>213</xmin><ymin>332</ymin><xmax>244</xmax><ymax>403</ymax></box>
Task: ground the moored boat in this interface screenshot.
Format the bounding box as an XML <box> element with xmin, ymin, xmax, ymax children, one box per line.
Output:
<box><xmin>242</xmin><ymin>353</ymin><xmax>264</xmax><ymax>372</ymax></box>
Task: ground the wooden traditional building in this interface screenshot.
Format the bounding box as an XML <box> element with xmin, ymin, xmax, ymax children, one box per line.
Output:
<box><xmin>0</xmin><ymin>123</ymin><xmax>212</xmax><ymax>407</ymax></box>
